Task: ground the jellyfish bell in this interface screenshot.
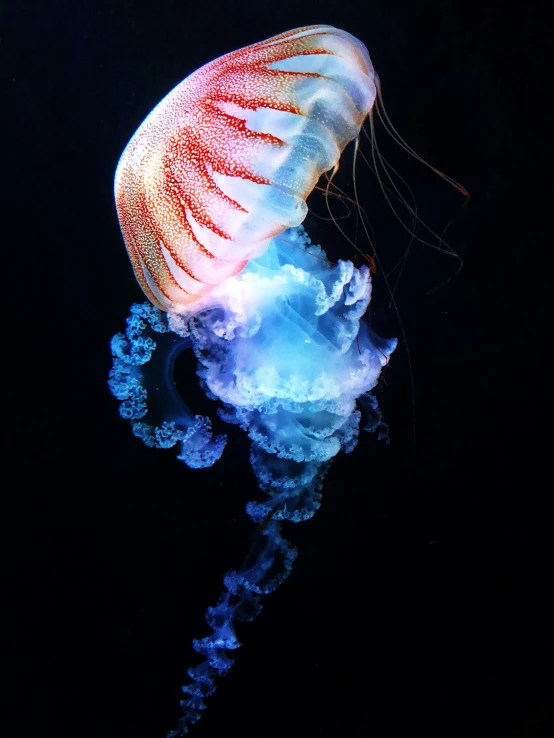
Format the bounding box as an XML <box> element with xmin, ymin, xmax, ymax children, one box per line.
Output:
<box><xmin>114</xmin><ymin>24</ymin><xmax>378</xmax><ymax>313</ymax></box>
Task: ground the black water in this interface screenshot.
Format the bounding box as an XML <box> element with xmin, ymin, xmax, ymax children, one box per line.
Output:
<box><xmin>4</xmin><ymin>1</ymin><xmax>551</xmax><ymax>737</ymax></box>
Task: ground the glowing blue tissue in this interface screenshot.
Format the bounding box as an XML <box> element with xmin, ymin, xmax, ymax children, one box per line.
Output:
<box><xmin>108</xmin><ymin>225</ymin><xmax>397</xmax><ymax>734</ymax></box>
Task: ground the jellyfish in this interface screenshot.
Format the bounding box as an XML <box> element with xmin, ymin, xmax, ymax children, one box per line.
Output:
<box><xmin>109</xmin><ymin>25</ymin><xmax>397</xmax><ymax>735</ymax></box>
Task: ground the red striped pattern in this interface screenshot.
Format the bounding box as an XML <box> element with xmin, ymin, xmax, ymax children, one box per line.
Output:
<box><xmin>115</xmin><ymin>25</ymin><xmax>376</xmax><ymax>311</ymax></box>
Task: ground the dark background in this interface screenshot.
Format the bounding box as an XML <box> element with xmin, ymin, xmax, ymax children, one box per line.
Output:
<box><xmin>4</xmin><ymin>1</ymin><xmax>552</xmax><ymax>737</ymax></box>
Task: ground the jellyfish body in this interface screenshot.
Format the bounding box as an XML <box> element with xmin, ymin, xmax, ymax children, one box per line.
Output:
<box><xmin>110</xmin><ymin>26</ymin><xmax>395</xmax><ymax>736</ymax></box>
<box><xmin>114</xmin><ymin>24</ymin><xmax>377</xmax><ymax>311</ymax></box>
